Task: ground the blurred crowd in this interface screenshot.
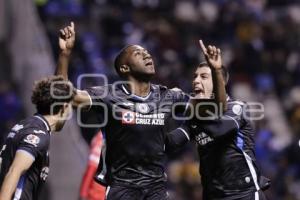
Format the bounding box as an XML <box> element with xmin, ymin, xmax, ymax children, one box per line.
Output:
<box><xmin>1</xmin><ymin>0</ymin><xmax>300</xmax><ymax>199</ymax></box>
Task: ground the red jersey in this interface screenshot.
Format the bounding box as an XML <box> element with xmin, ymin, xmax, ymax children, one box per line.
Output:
<box><xmin>80</xmin><ymin>132</ymin><xmax>106</xmax><ymax>200</ymax></box>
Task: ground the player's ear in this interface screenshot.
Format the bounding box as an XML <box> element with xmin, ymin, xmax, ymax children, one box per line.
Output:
<box><xmin>120</xmin><ymin>64</ymin><xmax>130</xmax><ymax>74</ymax></box>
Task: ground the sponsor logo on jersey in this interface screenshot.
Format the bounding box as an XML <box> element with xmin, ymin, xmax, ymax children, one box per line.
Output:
<box><xmin>12</xmin><ymin>124</ymin><xmax>23</xmax><ymax>132</ymax></box>
<box><xmin>40</xmin><ymin>167</ymin><xmax>49</xmax><ymax>181</ymax></box>
<box><xmin>121</xmin><ymin>111</ymin><xmax>165</xmax><ymax>125</ymax></box>
<box><xmin>195</xmin><ymin>132</ymin><xmax>214</xmax><ymax>146</ymax></box>
<box><xmin>191</xmin><ymin>124</ymin><xmax>198</xmax><ymax>129</ymax></box>
<box><xmin>7</xmin><ymin>132</ymin><xmax>16</xmax><ymax>138</ymax></box>
<box><xmin>122</xmin><ymin>111</ymin><xmax>135</xmax><ymax>124</ymax></box>
<box><xmin>0</xmin><ymin>145</ymin><xmax>6</xmax><ymax>155</ymax></box>
<box><xmin>24</xmin><ymin>134</ymin><xmax>40</xmax><ymax>147</ymax></box>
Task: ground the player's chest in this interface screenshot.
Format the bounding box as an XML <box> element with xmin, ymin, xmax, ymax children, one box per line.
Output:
<box><xmin>108</xmin><ymin>100</ymin><xmax>173</xmax><ymax>126</ymax></box>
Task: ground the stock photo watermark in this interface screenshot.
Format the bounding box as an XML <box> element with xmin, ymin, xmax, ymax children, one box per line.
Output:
<box><xmin>49</xmin><ymin>74</ymin><xmax>265</xmax><ymax>127</ymax></box>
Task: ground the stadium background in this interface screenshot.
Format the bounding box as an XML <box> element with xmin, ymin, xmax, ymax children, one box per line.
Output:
<box><xmin>0</xmin><ymin>0</ymin><xmax>300</xmax><ymax>199</ymax></box>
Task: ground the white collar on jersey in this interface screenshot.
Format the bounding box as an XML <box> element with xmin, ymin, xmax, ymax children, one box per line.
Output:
<box><xmin>34</xmin><ymin>115</ymin><xmax>51</xmax><ymax>132</ymax></box>
<box><xmin>121</xmin><ymin>84</ymin><xmax>152</xmax><ymax>101</ymax></box>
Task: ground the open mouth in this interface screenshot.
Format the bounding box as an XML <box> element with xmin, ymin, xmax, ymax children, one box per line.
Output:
<box><xmin>145</xmin><ymin>60</ymin><xmax>153</xmax><ymax>66</ymax></box>
<box><xmin>194</xmin><ymin>87</ymin><xmax>204</xmax><ymax>94</ymax></box>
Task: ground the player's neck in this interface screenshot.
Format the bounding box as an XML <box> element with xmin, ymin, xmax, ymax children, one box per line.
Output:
<box><xmin>42</xmin><ymin>115</ymin><xmax>57</xmax><ymax>132</ymax></box>
<box><xmin>127</xmin><ymin>77</ymin><xmax>151</xmax><ymax>97</ymax></box>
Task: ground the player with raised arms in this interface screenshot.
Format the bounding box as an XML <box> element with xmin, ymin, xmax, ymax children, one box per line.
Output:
<box><xmin>56</xmin><ymin>22</ymin><xmax>226</xmax><ymax>200</ymax></box>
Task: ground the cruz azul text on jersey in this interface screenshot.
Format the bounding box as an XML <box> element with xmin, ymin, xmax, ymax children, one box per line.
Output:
<box><xmin>122</xmin><ymin>111</ymin><xmax>165</xmax><ymax>125</ymax></box>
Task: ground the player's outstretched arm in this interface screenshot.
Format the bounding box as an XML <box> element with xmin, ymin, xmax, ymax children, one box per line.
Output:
<box><xmin>55</xmin><ymin>22</ymin><xmax>92</xmax><ymax>109</ymax></box>
<box><xmin>0</xmin><ymin>151</ymin><xmax>34</xmax><ymax>200</ymax></box>
<box><xmin>199</xmin><ymin>40</ymin><xmax>227</xmax><ymax>112</ymax></box>
<box><xmin>200</xmin><ymin>117</ymin><xmax>238</xmax><ymax>139</ymax></box>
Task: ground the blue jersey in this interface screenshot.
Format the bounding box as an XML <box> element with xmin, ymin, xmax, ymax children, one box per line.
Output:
<box><xmin>0</xmin><ymin>115</ymin><xmax>51</xmax><ymax>200</ymax></box>
<box><xmin>166</xmin><ymin>96</ymin><xmax>269</xmax><ymax>199</ymax></box>
<box><xmin>86</xmin><ymin>83</ymin><xmax>188</xmax><ymax>187</ymax></box>
<box><xmin>190</xmin><ymin>98</ymin><xmax>261</xmax><ymax>199</ymax></box>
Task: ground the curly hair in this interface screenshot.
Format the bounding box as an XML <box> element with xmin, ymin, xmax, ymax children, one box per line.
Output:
<box><xmin>31</xmin><ymin>75</ymin><xmax>76</xmax><ymax>115</ymax></box>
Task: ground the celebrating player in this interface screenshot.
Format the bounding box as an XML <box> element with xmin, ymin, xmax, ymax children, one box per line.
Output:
<box><xmin>168</xmin><ymin>41</ymin><xmax>270</xmax><ymax>199</ymax></box>
<box><xmin>56</xmin><ymin>22</ymin><xmax>226</xmax><ymax>200</ymax></box>
<box><xmin>0</xmin><ymin>76</ymin><xmax>75</xmax><ymax>200</ymax></box>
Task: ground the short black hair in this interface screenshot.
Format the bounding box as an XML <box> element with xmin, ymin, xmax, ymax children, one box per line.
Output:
<box><xmin>114</xmin><ymin>45</ymin><xmax>135</xmax><ymax>77</ymax></box>
<box><xmin>197</xmin><ymin>62</ymin><xmax>229</xmax><ymax>84</ymax></box>
<box><xmin>31</xmin><ymin>75</ymin><xmax>76</xmax><ymax>115</ymax></box>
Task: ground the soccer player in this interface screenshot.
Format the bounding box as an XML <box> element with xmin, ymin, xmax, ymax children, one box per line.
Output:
<box><xmin>168</xmin><ymin>42</ymin><xmax>270</xmax><ymax>199</ymax></box>
<box><xmin>80</xmin><ymin>131</ymin><xmax>106</xmax><ymax>200</ymax></box>
<box><xmin>0</xmin><ymin>76</ymin><xmax>75</xmax><ymax>200</ymax></box>
<box><xmin>57</xmin><ymin>22</ymin><xmax>226</xmax><ymax>200</ymax></box>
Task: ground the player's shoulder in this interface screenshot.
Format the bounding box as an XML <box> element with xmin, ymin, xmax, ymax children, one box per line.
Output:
<box><xmin>151</xmin><ymin>84</ymin><xmax>183</xmax><ymax>95</ymax></box>
<box><xmin>227</xmin><ymin>98</ymin><xmax>247</xmax><ymax>108</ymax></box>
<box><xmin>18</xmin><ymin>116</ymin><xmax>49</xmax><ymax>134</ymax></box>
<box><xmin>148</xmin><ymin>84</ymin><xmax>168</xmax><ymax>97</ymax></box>
<box><xmin>86</xmin><ymin>84</ymin><xmax>113</xmax><ymax>99</ymax></box>
<box><xmin>7</xmin><ymin>117</ymin><xmax>49</xmax><ymax>147</ymax></box>
<box><xmin>151</xmin><ymin>84</ymin><xmax>173</xmax><ymax>99</ymax></box>
<box><xmin>151</xmin><ymin>84</ymin><xmax>168</xmax><ymax>92</ymax></box>
<box><xmin>226</xmin><ymin>97</ymin><xmax>248</xmax><ymax>116</ymax></box>
<box><xmin>88</xmin><ymin>84</ymin><xmax>112</xmax><ymax>92</ymax></box>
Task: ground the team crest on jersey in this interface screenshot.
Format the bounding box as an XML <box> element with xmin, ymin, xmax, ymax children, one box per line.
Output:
<box><xmin>40</xmin><ymin>167</ymin><xmax>49</xmax><ymax>181</ymax></box>
<box><xmin>122</xmin><ymin>111</ymin><xmax>135</xmax><ymax>124</ymax></box>
<box><xmin>232</xmin><ymin>104</ymin><xmax>243</xmax><ymax>115</ymax></box>
<box><xmin>136</xmin><ymin>103</ymin><xmax>150</xmax><ymax>114</ymax></box>
<box><xmin>24</xmin><ymin>134</ymin><xmax>40</xmax><ymax>147</ymax></box>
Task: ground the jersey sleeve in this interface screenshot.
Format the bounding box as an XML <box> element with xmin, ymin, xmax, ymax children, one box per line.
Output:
<box><xmin>199</xmin><ymin>101</ymin><xmax>247</xmax><ymax>139</ymax></box>
<box><xmin>18</xmin><ymin>129</ymin><xmax>49</xmax><ymax>159</ymax></box>
<box><xmin>223</xmin><ymin>101</ymin><xmax>247</xmax><ymax>129</ymax></box>
<box><xmin>165</xmin><ymin>123</ymin><xmax>191</xmax><ymax>152</ymax></box>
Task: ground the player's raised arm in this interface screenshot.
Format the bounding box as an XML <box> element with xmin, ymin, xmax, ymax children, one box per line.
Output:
<box><xmin>199</xmin><ymin>40</ymin><xmax>227</xmax><ymax>112</ymax></box>
<box><xmin>56</xmin><ymin>22</ymin><xmax>75</xmax><ymax>80</ymax></box>
<box><xmin>55</xmin><ymin>22</ymin><xmax>92</xmax><ymax>109</ymax></box>
<box><xmin>0</xmin><ymin>151</ymin><xmax>34</xmax><ymax>200</ymax></box>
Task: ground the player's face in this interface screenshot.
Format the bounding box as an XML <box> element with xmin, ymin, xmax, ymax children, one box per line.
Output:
<box><xmin>125</xmin><ymin>45</ymin><xmax>155</xmax><ymax>79</ymax></box>
<box><xmin>55</xmin><ymin>103</ymin><xmax>72</xmax><ymax>131</ymax></box>
<box><xmin>192</xmin><ymin>66</ymin><xmax>213</xmax><ymax>99</ymax></box>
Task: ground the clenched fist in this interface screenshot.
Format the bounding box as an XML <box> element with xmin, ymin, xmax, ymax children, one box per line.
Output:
<box><xmin>59</xmin><ymin>22</ymin><xmax>75</xmax><ymax>55</ymax></box>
